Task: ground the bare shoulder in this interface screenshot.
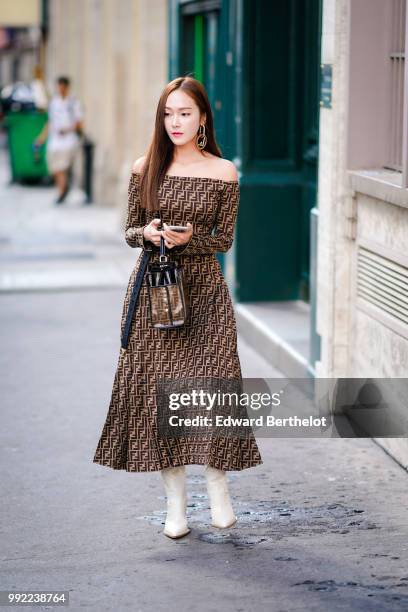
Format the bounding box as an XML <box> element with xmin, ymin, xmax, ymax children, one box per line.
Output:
<box><xmin>215</xmin><ymin>158</ymin><xmax>238</xmax><ymax>181</ymax></box>
<box><xmin>201</xmin><ymin>153</ymin><xmax>238</xmax><ymax>181</ymax></box>
<box><xmin>132</xmin><ymin>155</ymin><xmax>147</xmax><ymax>174</ymax></box>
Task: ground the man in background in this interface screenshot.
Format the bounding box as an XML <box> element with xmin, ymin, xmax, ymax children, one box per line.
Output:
<box><xmin>35</xmin><ymin>76</ymin><xmax>84</xmax><ymax>204</ymax></box>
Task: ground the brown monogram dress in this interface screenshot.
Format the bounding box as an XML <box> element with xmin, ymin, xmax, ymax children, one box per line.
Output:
<box><xmin>92</xmin><ymin>171</ymin><xmax>263</xmax><ymax>472</ymax></box>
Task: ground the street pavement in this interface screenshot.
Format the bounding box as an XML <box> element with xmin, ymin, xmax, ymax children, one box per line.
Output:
<box><xmin>0</xmin><ymin>143</ymin><xmax>135</xmax><ymax>293</ymax></box>
<box><xmin>1</xmin><ymin>145</ymin><xmax>408</xmax><ymax>612</ymax></box>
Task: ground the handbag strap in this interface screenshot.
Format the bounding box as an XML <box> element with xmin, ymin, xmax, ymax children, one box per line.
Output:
<box><xmin>159</xmin><ymin>209</ymin><xmax>168</xmax><ymax>262</ymax></box>
<box><xmin>120</xmin><ymin>249</ymin><xmax>152</xmax><ymax>353</ymax></box>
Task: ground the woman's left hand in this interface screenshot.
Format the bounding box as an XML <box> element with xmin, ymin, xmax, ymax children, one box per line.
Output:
<box><xmin>161</xmin><ymin>222</ymin><xmax>193</xmax><ymax>249</ymax></box>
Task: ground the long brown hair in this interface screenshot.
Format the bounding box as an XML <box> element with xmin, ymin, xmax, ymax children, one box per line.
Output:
<box><xmin>138</xmin><ymin>76</ymin><xmax>223</xmax><ymax>212</ymax></box>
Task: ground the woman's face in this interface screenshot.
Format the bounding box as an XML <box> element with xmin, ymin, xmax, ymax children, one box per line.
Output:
<box><xmin>164</xmin><ymin>89</ymin><xmax>205</xmax><ymax>146</ymax></box>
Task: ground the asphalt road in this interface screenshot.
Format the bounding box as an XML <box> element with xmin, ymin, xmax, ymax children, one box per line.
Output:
<box><xmin>1</xmin><ymin>287</ymin><xmax>408</xmax><ymax>612</ymax></box>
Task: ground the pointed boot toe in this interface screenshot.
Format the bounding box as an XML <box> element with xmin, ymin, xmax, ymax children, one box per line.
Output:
<box><xmin>163</xmin><ymin>525</ymin><xmax>191</xmax><ymax>539</ymax></box>
<box><xmin>211</xmin><ymin>516</ymin><xmax>238</xmax><ymax>529</ymax></box>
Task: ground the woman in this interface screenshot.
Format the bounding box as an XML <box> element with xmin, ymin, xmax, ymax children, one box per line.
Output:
<box><xmin>93</xmin><ymin>76</ymin><xmax>263</xmax><ymax>539</ymax></box>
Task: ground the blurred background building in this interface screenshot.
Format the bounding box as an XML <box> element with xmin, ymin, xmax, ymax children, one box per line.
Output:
<box><xmin>0</xmin><ymin>0</ymin><xmax>44</xmax><ymax>82</ymax></box>
<box><xmin>1</xmin><ymin>0</ymin><xmax>407</xmax><ymax>465</ymax></box>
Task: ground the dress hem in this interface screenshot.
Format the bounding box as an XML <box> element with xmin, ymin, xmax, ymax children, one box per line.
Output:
<box><xmin>92</xmin><ymin>456</ymin><xmax>264</xmax><ymax>473</ymax></box>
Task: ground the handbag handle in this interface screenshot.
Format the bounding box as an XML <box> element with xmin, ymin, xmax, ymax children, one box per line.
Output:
<box><xmin>157</xmin><ymin>209</ymin><xmax>171</xmax><ymax>263</ymax></box>
<box><xmin>159</xmin><ymin>234</ymin><xmax>168</xmax><ymax>262</ymax></box>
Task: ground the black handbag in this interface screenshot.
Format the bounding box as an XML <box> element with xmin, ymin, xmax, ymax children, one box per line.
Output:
<box><xmin>146</xmin><ymin>233</ymin><xmax>189</xmax><ymax>329</ymax></box>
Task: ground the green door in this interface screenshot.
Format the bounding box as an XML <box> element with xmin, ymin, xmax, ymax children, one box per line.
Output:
<box><xmin>168</xmin><ymin>0</ymin><xmax>236</xmax><ymax>273</ymax></box>
<box><xmin>237</xmin><ymin>0</ymin><xmax>321</xmax><ymax>303</ymax></box>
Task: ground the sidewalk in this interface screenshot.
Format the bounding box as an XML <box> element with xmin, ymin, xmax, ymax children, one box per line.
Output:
<box><xmin>1</xmin><ymin>148</ymin><xmax>407</xmax><ymax>611</ymax></box>
<box><xmin>0</xmin><ymin>146</ymin><xmax>136</xmax><ymax>292</ymax></box>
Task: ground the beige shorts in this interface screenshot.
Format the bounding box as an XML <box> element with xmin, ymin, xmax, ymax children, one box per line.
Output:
<box><xmin>46</xmin><ymin>146</ymin><xmax>78</xmax><ymax>174</ymax></box>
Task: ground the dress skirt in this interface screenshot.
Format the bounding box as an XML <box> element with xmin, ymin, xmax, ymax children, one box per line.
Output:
<box><xmin>92</xmin><ymin>172</ymin><xmax>263</xmax><ymax>472</ymax></box>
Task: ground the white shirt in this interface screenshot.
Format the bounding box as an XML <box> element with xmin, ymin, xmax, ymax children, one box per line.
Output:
<box><xmin>47</xmin><ymin>94</ymin><xmax>84</xmax><ymax>152</ymax></box>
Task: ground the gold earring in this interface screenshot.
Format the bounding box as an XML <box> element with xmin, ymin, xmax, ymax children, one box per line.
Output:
<box><xmin>196</xmin><ymin>124</ymin><xmax>207</xmax><ymax>150</ymax></box>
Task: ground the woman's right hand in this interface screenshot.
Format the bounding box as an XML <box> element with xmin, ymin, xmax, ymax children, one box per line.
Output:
<box><xmin>143</xmin><ymin>218</ymin><xmax>163</xmax><ymax>247</ymax></box>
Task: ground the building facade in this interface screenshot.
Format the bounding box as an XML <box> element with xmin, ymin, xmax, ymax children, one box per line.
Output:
<box><xmin>316</xmin><ymin>0</ymin><xmax>408</xmax><ymax>467</ymax></box>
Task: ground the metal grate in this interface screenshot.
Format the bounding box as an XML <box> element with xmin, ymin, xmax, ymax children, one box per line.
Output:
<box><xmin>357</xmin><ymin>246</ymin><xmax>408</xmax><ymax>326</ymax></box>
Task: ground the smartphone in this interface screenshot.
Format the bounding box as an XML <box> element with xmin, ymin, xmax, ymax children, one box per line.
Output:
<box><xmin>165</xmin><ymin>225</ymin><xmax>189</xmax><ymax>233</ymax></box>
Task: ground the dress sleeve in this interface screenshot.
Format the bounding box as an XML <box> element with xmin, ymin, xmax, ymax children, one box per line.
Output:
<box><xmin>124</xmin><ymin>173</ymin><xmax>151</xmax><ymax>249</ymax></box>
<box><xmin>176</xmin><ymin>180</ymin><xmax>240</xmax><ymax>255</ymax></box>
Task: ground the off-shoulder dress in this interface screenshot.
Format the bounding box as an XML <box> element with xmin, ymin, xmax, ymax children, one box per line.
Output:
<box><xmin>92</xmin><ymin>172</ymin><xmax>263</xmax><ymax>472</ymax></box>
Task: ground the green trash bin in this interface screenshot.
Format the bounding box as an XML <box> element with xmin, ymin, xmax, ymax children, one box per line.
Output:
<box><xmin>4</xmin><ymin>110</ymin><xmax>49</xmax><ymax>182</ymax></box>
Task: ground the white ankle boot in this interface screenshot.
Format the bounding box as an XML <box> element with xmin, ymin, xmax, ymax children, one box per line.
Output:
<box><xmin>204</xmin><ymin>465</ymin><xmax>237</xmax><ymax>528</ymax></box>
<box><xmin>161</xmin><ymin>465</ymin><xmax>191</xmax><ymax>539</ymax></box>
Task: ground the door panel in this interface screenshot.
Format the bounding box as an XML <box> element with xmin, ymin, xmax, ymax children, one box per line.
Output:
<box><xmin>238</xmin><ymin>0</ymin><xmax>320</xmax><ymax>302</ymax></box>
